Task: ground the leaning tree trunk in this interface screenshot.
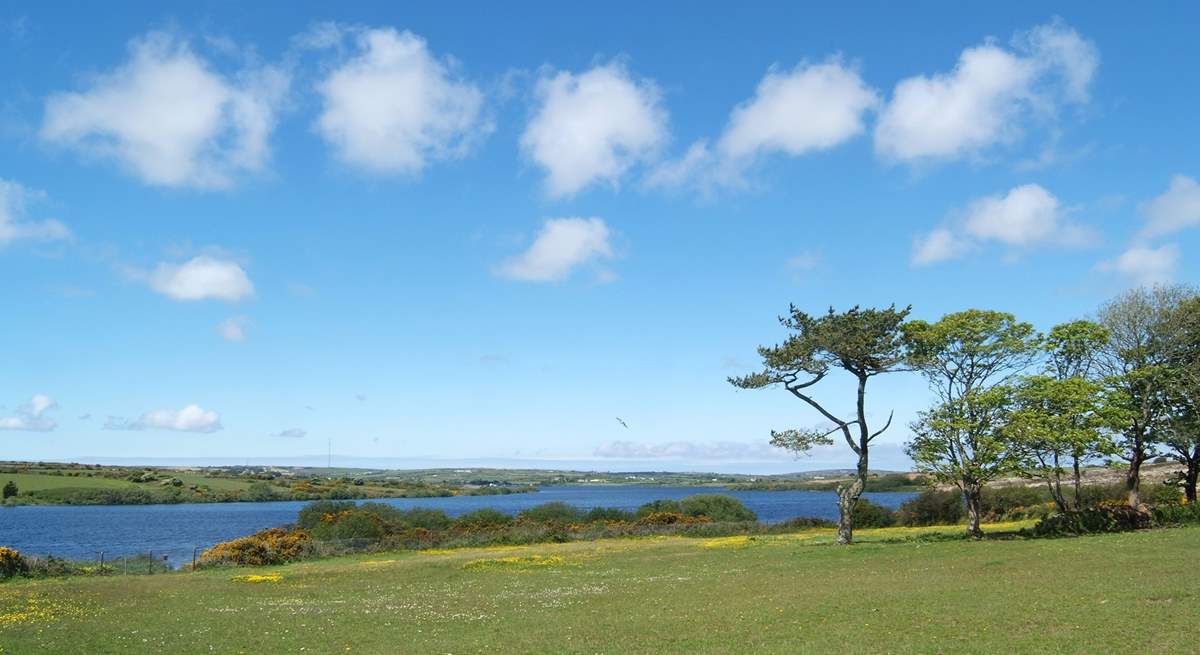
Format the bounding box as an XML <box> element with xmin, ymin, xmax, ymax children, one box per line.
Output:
<box><xmin>1072</xmin><ymin>455</ymin><xmax>1083</xmax><ymax>510</ymax></box>
<box><xmin>835</xmin><ymin>450</ymin><xmax>869</xmax><ymax>545</ymax></box>
<box><xmin>963</xmin><ymin>484</ymin><xmax>984</xmax><ymax>539</ymax></box>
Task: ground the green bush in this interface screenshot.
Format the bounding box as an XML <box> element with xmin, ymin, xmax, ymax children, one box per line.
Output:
<box><xmin>635</xmin><ymin>499</ymin><xmax>683</xmax><ymax>518</ymax></box>
<box><xmin>980</xmin><ymin>485</ymin><xmax>1047</xmax><ymax>518</ymax></box>
<box><xmin>453</xmin><ymin>508</ymin><xmax>513</xmax><ymax>530</ymax></box>
<box><xmin>393</xmin><ymin>507</ymin><xmax>452</xmax><ymax>531</ymax></box>
<box><xmin>852</xmin><ymin>498</ymin><xmax>896</xmax><ymax>528</ymax></box>
<box><xmin>896</xmin><ymin>489</ymin><xmax>963</xmax><ymax>526</ymax></box>
<box><xmin>311</xmin><ymin>510</ymin><xmax>386</xmax><ymax>541</ymax></box>
<box><xmin>1150</xmin><ymin>502</ymin><xmax>1200</xmax><ymax>527</ymax></box>
<box><xmin>297</xmin><ymin>500</ymin><xmax>356</xmax><ymax>529</ymax></box>
<box><xmin>517</xmin><ymin>502</ymin><xmax>583</xmax><ymax>524</ymax></box>
<box><xmin>679</xmin><ymin>494</ymin><xmax>757</xmax><ymax>522</ymax></box>
<box><xmin>635</xmin><ymin>512</ymin><xmax>711</xmax><ymax>526</ymax></box>
<box><xmin>582</xmin><ymin>507</ymin><xmax>636</xmax><ymax>523</ymax></box>
<box><xmin>1029</xmin><ymin>504</ymin><xmax>1152</xmax><ymax>537</ymax></box>
<box><xmin>779</xmin><ymin>516</ymin><xmax>836</xmax><ymax>529</ymax></box>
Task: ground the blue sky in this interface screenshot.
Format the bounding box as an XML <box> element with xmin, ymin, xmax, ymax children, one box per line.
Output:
<box><xmin>2</xmin><ymin>2</ymin><xmax>1198</xmax><ymax>472</ymax></box>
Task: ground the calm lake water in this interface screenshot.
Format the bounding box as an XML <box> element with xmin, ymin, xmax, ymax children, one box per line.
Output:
<box><xmin>0</xmin><ymin>486</ymin><xmax>915</xmax><ymax>566</ymax></box>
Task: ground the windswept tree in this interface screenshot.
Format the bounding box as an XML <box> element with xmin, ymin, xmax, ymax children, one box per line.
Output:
<box><xmin>1096</xmin><ymin>285</ymin><xmax>1190</xmax><ymax>507</ymax></box>
<box><xmin>730</xmin><ymin>305</ymin><xmax>910</xmax><ymax>545</ymax></box>
<box><xmin>1007</xmin><ymin>320</ymin><xmax>1115</xmax><ymax>510</ymax></box>
<box><xmin>904</xmin><ymin>310</ymin><xmax>1040</xmax><ymax>538</ymax></box>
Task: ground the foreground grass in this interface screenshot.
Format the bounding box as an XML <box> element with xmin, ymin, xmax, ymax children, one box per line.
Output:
<box><xmin>1</xmin><ymin>523</ymin><xmax>1196</xmax><ymax>654</ymax></box>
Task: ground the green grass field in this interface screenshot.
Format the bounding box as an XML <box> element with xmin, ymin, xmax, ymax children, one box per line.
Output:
<box><xmin>1</xmin><ymin>523</ymin><xmax>1196</xmax><ymax>654</ymax></box>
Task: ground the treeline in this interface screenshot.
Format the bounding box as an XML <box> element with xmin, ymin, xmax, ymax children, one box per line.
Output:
<box><xmin>728</xmin><ymin>473</ymin><xmax>927</xmax><ymax>492</ymax></box>
<box><xmin>733</xmin><ymin>285</ymin><xmax>1200</xmax><ymax>541</ymax></box>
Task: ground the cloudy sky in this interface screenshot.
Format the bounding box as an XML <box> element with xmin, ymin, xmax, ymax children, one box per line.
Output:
<box><xmin>2</xmin><ymin>3</ymin><xmax>1198</xmax><ymax>472</ymax></box>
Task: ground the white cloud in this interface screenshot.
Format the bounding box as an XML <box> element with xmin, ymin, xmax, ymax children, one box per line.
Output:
<box><xmin>875</xmin><ymin>21</ymin><xmax>1097</xmax><ymax>163</ymax></box>
<box><xmin>41</xmin><ymin>31</ymin><xmax>288</xmax><ymax>189</ymax></box>
<box><xmin>718</xmin><ymin>61</ymin><xmax>878</xmax><ymax>163</ymax></box>
<box><xmin>1099</xmin><ymin>244</ymin><xmax>1180</xmax><ymax>286</ymax></box>
<box><xmin>105</xmin><ymin>404</ymin><xmax>222</xmax><ymax>433</ymax></box>
<box><xmin>522</xmin><ymin>62</ymin><xmax>667</xmax><ymax>197</ymax></box>
<box><xmin>786</xmin><ymin>250</ymin><xmax>823</xmax><ymax>271</ymax></box>
<box><xmin>0</xmin><ymin>180</ymin><xmax>71</xmax><ymax>247</ymax></box>
<box><xmin>594</xmin><ymin>440</ymin><xmax>791</xmax><ymax>461</ymax></box>
<box><xmin>148</xmin><ymin>256</ymin><xmax>254</xmax><ymax>302</ymax></box>
<box><xmin>272</xmin><ymin>428</ymin><xmax>307</xmax><ymax>438</ymax></box>
<box><xmin>1140</xmin><ymin>175</ymin><xmax>1200</xmax><ymax>239</ymax></box>
<box><xmin>0</xmin><ymin>394</ymin><xmax>58</xmax><ymax>432</ymax></box>
<box><xmin>314</xmin><ymin>26</ymin><xmax>486</xmax><ymax>174</ymax></box>
<box><xmin>217</xmin><ymin>316</ymin><xmax>248</xmax><ymax>342</ymax></box>
<box><xmin>648</xmin><ymin>60</ymin><xmax>876</xmax><ymax>191</ymax></box>
<box><xmin>912</xmin><ymin>184</ymin><xmax>1092</xmax><ymax>266</ymax></box>
<box><xmin>497</xmin><ymin>217</ymin><xmax>614</xmax><ymax>282</ymax></box>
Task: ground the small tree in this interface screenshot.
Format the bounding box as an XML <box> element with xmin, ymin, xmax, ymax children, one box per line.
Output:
<box><xmin>1</xmin><ymin>481</ymin><xmax>16</xmax><ymax>499</ymax></box>
<box><xmin>1007</xmin><ymin>375</ymin><xmax>1114</xmax><ymax>511</ymax></box>
<box><xmin>731</xmin><ymin>305</ymin><xmax>910</xmax><ymax>545</ymax></box>
<box><xmin>904</xmin><ymin>309</ymin><xmax>1040</xmax><ymax>537</ymax></box>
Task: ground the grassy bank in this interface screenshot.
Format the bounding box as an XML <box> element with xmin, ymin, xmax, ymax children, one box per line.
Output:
<box><xmin>1</xmin><ymin>522</ymin><xmax>1195</xmax><ymax>653</ymax></box>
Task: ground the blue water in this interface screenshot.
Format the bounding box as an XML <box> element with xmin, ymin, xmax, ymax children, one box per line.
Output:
<box><xmin>0</xmin><ymin>486</ymin><xmax>915</xmax><ymax>565</ymax></box>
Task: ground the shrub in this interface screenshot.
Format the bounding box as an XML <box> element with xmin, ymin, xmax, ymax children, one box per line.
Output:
<box><xmin>393</xmin><ymin>507</ymin><xmax>452</xmax><ymax>531</ymax></box>
<box><xmin>635</xmin><ymin>512</ymin><xmax>711</xmax><ymax>526</ymax></box>
<box><xmin>582</xmin><ymin>507</ymin><xmax>636</xmax><ymax>523</ymax></box>
<box><xmin>311</xmin><ymin>510</ymin><xmax>386</xmax><ymax>541</ymax></box>
<box><xmin>679</xmin><ymin>495</ymin><xmax>757</xmax><ymax>522</ymax></box>
<box><xmin>896</xmin><ymin>489</ymin><xmax>963</xmax><ymax>526</ymax></box>
<box><xmin>1029</xmin><ymin>504</ymin><xmax>1152</xmax><ymax>537</ymax></box>
<box><xmin>2</xmin><ymin>481</ymin><xmax>17</xmax><ymax>499</ymax></box>
<box><xmin>0</xmin><ymin>547</ymin><xmax>28</xmax><ymax>579</ymax></box>
<box><xmin>635</xmin><ymin>499</ymin><xmax>683</xmax><ymax>518</ymax></box>
<box><xmin>852</xmin><ymin>498</ymin><xmax>896</xmax><ymax>528</ymax></box>
<box><xmin>1145</xmin><ymin>482</ymin><xmax>1186</xmax><ymax>506</ymax></box>
<box><xmin>297</xmin><ymin>500</ymin><xmax>356</xmax><ymax>529</ymax></box>
<box><xmin>779</xmin><ymin>516</ymin><xmax>836</xmax><ymax>530</ymax></box>
<box><xmin>517</xmin><ymin>502</ymin><xmax>582</xmax><ymax>524</ymax></box>
<box><xmin>454</xmin><ymin>508</ymin><xmax>513</xmax><ymax>530</ymax></box>
<box><xmin>980</xmin><ymin>485</ymin><xmax>1047</xmax><ymax>518</ymax></box>
<box><xmin>1150</xmin><ymin>501</ymin><xmax>1200</xmax><ymax>527</ymax></box>
<box><xmin>199</xmin><ymin>528</ymin><xmax>313</xmax><ymax>566</ymax></box>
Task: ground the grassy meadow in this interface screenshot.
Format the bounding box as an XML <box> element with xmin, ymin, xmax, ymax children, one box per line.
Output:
<box><xmin>1</xmin><ymin>522</ymin><xmax>1196</xmax><ymax>654</ymax></box>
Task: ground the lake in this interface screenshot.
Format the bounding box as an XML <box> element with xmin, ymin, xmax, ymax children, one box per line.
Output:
<box><xmin>0</xmin><ymin>486</ymin><xmax>916</xmax><ymax>566</ymax></box>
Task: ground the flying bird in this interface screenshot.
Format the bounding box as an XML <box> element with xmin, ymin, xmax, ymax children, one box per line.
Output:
<box><xmin>615</xmin><ymin>417</ymin><xmax>629</xmax><ymax>429</ymax></box>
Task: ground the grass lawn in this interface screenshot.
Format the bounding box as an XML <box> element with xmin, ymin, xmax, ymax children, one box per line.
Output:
<box><xmin>0</xmin><ymin>472</ymin><xmax>140</xmax><ymax>492</ymax></box>
<box><xmin>1</xmin><ymin>524</ymin><xmax>1196</xmax><ymax>654</ymax></box>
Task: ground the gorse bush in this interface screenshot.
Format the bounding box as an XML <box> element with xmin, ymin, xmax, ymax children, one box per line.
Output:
<box><xmin>516</xmin><ymin>502</ymin><xmax>582</xmax><ymax>524</ymax></box>
<box><xmin>582</xmin><ymin>507</ymin><xmax>637</xmax><ymax>523</ymax></box>
<box><xmin>635</xmin><ymin>512</ymin><xmax>711</xmax><ymax>526</ymax></box>
<box><xmin>0</xmin><ymin>547</ymin><xmax>28</xmax><ymax>579</ymax></box>
<box><xmin>635</xmin><ymin>499</ymin><xmax>683</xmax><ymax>518</ymax></box>
<box><xmin>198</xmin><ymin>528</ymin><xmax>314</xmax><ymax>566</ymax></box>
<box><xmin>1150</xmin><ymin>501</ymin><xmax>1200</xmax><ymax>527</ymax></box>
<box><xmin>896</xmin><ymin>489</ymin><xmax>963</xmax><ymax>526</ymax></box>
<box><xmin>453</xmin><ymin>508</ymin><xmax>513</xmax><ymax>530</ymax></box>
<box><xmin>851</xmin><ymin>498</ymin><xmax>896</xmax><ymax>528</ymax></box>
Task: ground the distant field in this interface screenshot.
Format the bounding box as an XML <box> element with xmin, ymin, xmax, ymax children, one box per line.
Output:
<box><xmin>1</xmin><ymin>523</ymin><xmax>1195</xmax><ymax>654</ymax></box>
<box><xmin>0</xmin><ymin>472</ymin><xmax>141</xmax><ymax>492</ymax></box>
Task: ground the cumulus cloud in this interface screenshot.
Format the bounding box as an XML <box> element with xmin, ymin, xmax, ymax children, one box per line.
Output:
<box><xmin>314</xmin><ymin>26</ymin><xmax>487</xmax><ymax>174</ymax></box>
<box><xmin>41</xmin><ymin>31</ymin><xmax>288</xmax><ymax>189</ymax></box>
<box><xmin>217</xmin><ymin>316</ymin><xmax>248</xmax><ymax>342</ymax></box>
<box><xmin>875</xmin><ymin>21</ymin><xmax>1097</xmax><ymax>163</ymax></box>
<box><xmin>912</xmin><ymin>184</ymin><xmax>1092</xmax><ymax>265</ymax></box>
<box><xmin>522</xmin><ymin>62</ymin><xmax>667</xmax><ymax>197</ymax></box>
<box><xmin>594</xmin><ymin>440</ymin><xmax>791</xmax><ymax>462</ymax></box>
<box><xmin>0</xmin><ymin>394</ymin><xmax>58</xmax><ymax>432</ymax></box>
<box><xmin>1139</xmin><ymin>175</ymin><xmax>1200</xmax><ymax>239</ymax></box>
<box><xmin>0</xmin><ymin>179</ymin><xmax>71</xmax><ymax>247</ymax></box>
<box><xmin>147</xmin><ymin>256</ymin><xmax>254</xmax><ymax>301</ymax></box>
<box><xmin>104</xmin><ymin>404</ymin><xmax>222</xmax><ymax>433</ymax></box>
<box><xmin>272</xmin><ymin>428</ymin><xmax>307</xmax><ymax>438</ymax></box>
<box><xmin>496</xmin><ymin>217</ymin><xmax>614</xmax><ymax>282</ymax></box>
<box><xmin>1098</xmin><ymin>244</ymin><xmax>1180</xmax><ymax>286</ymax></box>
<box><xmin>648</xmin><ymin>60</ymin><xmax>876</xmax><ymax>190</ymax></box>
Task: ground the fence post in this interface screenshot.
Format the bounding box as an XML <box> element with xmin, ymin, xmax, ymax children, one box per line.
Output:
<box><xmin>123</xmin><ymin>556</ymin><xmax>127</xmax><ymax>575</ymax></box>
<box><xmin>192</xmin><ymin>547</ymin><xmax>198</xmax><ymax>572</ymax></box>
<box><xmin>99</xmin><ymin>551</ymin><xmax>104</xmax><ymax>574</ymax></box>
<box><xmin>148</xmin><ymin>551</ymin><xmax>153</xmax><ymax>575</ymax></box>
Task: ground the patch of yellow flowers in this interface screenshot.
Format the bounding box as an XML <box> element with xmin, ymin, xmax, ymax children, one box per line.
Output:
<box><xmin>230</xmin><ymin>574</ymin><xmax>283</xmax><ymax>584</ymax></box>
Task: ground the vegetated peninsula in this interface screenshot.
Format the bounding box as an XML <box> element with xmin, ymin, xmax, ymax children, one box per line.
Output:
<box><xmin>0</xmin><ymin>462</ymin><xmax>536</xmax><ymax>506</ymax></box>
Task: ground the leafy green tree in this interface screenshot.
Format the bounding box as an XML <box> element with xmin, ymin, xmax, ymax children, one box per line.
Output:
<box><xmin>903</xmin><ymin>309</ymin><xmax>1040</xmax><ymax>537</ymax></box>
<box><xmin>1007</xmin><ymin>375</ymin><xmax>1115</xmax><ymax>511</ymax></box>
<box><xmin>2</xmin><ymin>481</ymin><xmax>17</xmax><ymax>499</ymax></box>
<box><xmin>731</xmin><ymin>305</ymin><xmax>910</xmax><ymax>545</ymax></box>
<box><xmin>1096</xmin><ymin>286</ymin><xmax>1190</xmax><ymax>506</ymax></box>
<box><xmin>1160</xmin><ymin>294</ymin><xmax>1200</xmax><ymax>500</ymax></box>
